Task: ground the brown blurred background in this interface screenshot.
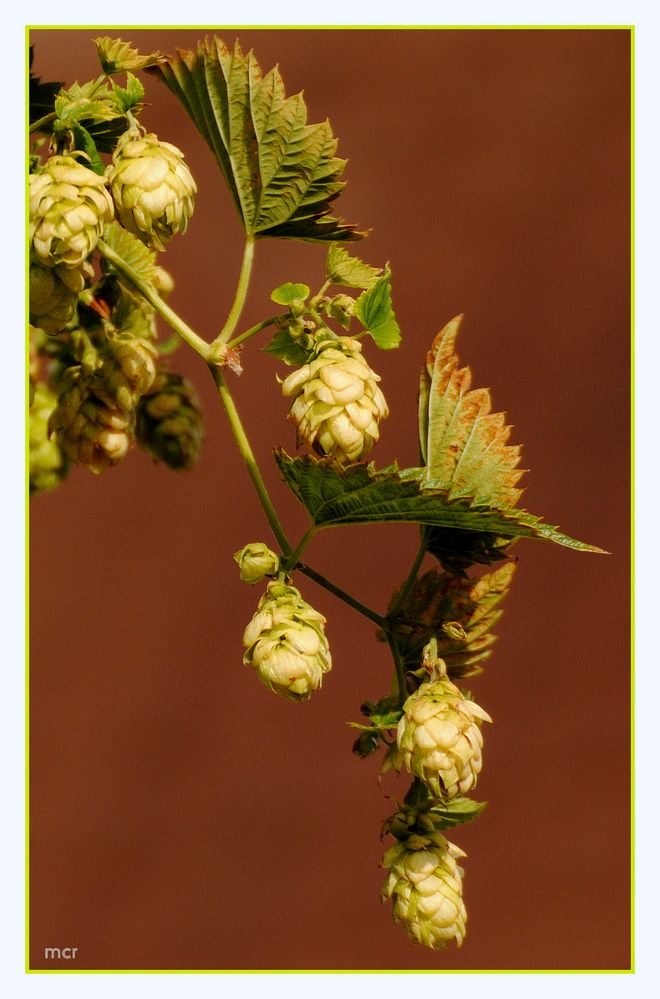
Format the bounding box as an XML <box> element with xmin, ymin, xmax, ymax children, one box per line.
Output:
<box><xmin>28</xmin><ymin>28</ymin><xmax>631</xmax><ymax>971</ymax></box>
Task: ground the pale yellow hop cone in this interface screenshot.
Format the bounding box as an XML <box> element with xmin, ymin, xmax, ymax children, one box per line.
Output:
<box><xmin>29</xmin><ymin>260</ymin><xmax>93</xmax><ymax>335</ymax></box>
<box><xmin>381</xmin><ymin>829</ymin><xmax>467</xmax><ymax>950</ymax></box>
<box><xmin>30</xmin><ymin>156</ymin><xmax>114</xmax><ymax>268</ymax></box>
<box><xmin>29</xmin><ymin>383</ymin><xmax>68</xmax><ymax>495</ymax></box>
<box><xmin>234</xmin><ymin>543</ymin><xmax>280</xmax><ymax>585</ymax></box>
<box><xmin>107</xmin><ymin>130</ymin><xmax>196</xmax><ymax>251</ymax></box>
<box><xmin>242</xmin><ymin>580</ymin><xmax>331</xmax><ymax>701</ymax></box>
<box><xmin>281</xmin><ymin>336</ymin><xmax>388</xmax><ymax>461</ymax></box>
<box><xmin>396</xmin><ymin>657</ymin><xmax>492</xmax><ymax>799</ymax></box>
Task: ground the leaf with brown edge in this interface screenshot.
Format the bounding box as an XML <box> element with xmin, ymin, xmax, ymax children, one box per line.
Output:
<box><xmin>420</xmin><ymin>315</ymin><xmax>525</xmax><ymax>509</ymax></box>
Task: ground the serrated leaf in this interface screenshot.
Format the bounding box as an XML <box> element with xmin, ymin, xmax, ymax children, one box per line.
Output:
<box><xmin>101</xmin><ymin>221</ymin><xmax>158</xmax><ymax>286</ymax></box>
<box><xmin>420</xmin><ymin>315</ymin><xmax>525</xmax><ymax>508</ymax></box>
<box><xmin>326</xmin><ymin>245</ymin><xmax>382</xmax><ymax>289</ymax></box>
<box><xmin>262</xmin><ymin>329</ymin><xmax>309</xmax><ymax>367</ymax></box>
<box><xmin>354</xmin><ymin>274</ymin><xmax>401</xmax><ymax>350</ymax></box>
<box><xmin>53</xmin><ymin>78</ymin><xmax>128</xmax><ymax>153</ymax></box>
<box><xmin>270</xmin><ymin>282</ymin><xmax>310</xmax><ymax>306</ymax></box>
<box><xmin>274</xmin><ymin>450</ymin><xmax>605</xmax><ymax>552</ymax></box>
<box><xmin>391</xmin><ymin>564</ymin><xmax>516</xmax><ymax>678</ymax></box>
<box><xmin>150</xmin><ymin>37</ymin><xmax>362</xmax><ymax>242</ymax></box>
<box><xmin>95</xmin><ymin>36</ymin><xmax>165</xmax><ymax>74</ymax></box>
<box><xmin>111</xmin><ymin>72</ymin><xmax>145</xmax><ymax>112</ymax></box>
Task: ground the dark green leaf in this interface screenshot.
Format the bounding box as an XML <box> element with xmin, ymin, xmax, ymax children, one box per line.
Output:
<box><xmin>270</xmin><ymin>282</ymin><xmax>310</xmax><ymax>306</ymax></box>
<box><xmin>71</xmin><ymin>124</ymin><xmax>105</xmax><ymax>174</ymax></box>
<box><xmin>262</xmin><ymin>329</ymin><xmax>309</xmax><ymax>367</ymax></box>
<box><xmin>422</xmin><ymin>524</ymin><xmax>512</xmax><ymax>575</ymax></box>
<box><xmin>150</xmin><ymin>37</ymin><xmax>363</xmax><ymax>242</ymax></box>
<box><xmin>326</xmin><ymin>245</ymin><xmax>382</xmax><ymax>289</ymax></box>
<box><xmin>354</xmin><ymin>274</ymin><xmax>401</xmax><ymax>349</ymax></box>
<box><xmin>274</xmin><ymin>450</ymin><xmax>605</xmax><ymax>552</ymax></box>
<box><xmin>95</xmin><ymin>36</ymin><xmax>165</xmax><ymax>74</ymax></box>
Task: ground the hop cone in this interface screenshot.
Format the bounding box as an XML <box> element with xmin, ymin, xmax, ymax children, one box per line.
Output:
<box><xmin>234</xmin><ymin>543</ymin><xmax>280</xmax><ymax>585</ymax></box>
<box><xmin>29</xmin><ymin>260</ymin><xmax>92</xmax><ymax>334</ymax></box>
<box><xmin>281</xmin><ymin>336</ymin><xmax>388</xmax><ymax>461</ymax></box>
<box><xmin>29</xmin><ymin>383</ymin><xmax>68</xmax><ymax>495</ymax></box>
<box><xmin>49</xmin><ymin>372</ymin><xmax>133</xmax><ymax>475</ymax></box>
<box><xmin>242</xmin><ymin>580</ymin><xmax>331</xmax><ymax>701</ymax></box>
<box><xmin>135</xmin><ymin>371</ymin><xmax>203</xmax><ymax>470</ymax></box>
<box><xmin>381</xmin><ymin>817</ymin><xmax>467</xmax><ymax>950</ymax></box>
<box><xmin>395</xmin><ymin>653</ymin><xmax>491</xmax><ymax>799</ymax></box>
<box><xmin>92</xmin><ymin>337</ymin><xmax>158</xmax><ymax>413</ymax></box>
<box><xmin>30</xmin><ymin>156</ymin><xmax>114</xmax><ymax>268</ymax></box>
<box><xmin>107</xmin><ymin>130</ymin><xmax>196</xmax><ymax>251</ymax></box>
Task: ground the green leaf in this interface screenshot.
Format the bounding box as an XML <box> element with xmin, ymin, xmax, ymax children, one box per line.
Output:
<box><xmin>270</xmin><ymin>282</ymin><xmax>310</xmax><ymax>306</ymax></box>
<box><xmin>274</xmin><ymin>450</ymin><xmax>605</xmax><ymax>552</ymax></box>
<box><xmin>420</xmin><ymin>315</ymin><xmax>524</xmax><ymax>508</ymax></box>
<box><xmin>95</xmin><ymin>36</ymin><xmax>165</xmax><ymax>74</ymax></box>
<box><xmin>354</xmin><ymin>274</ymin><xmax>401</xmax><ymax>349</ymax></box>
<box><xmin>422</xmin><ymin>524</ymin><xmax>513</xmax><ymax>576</ymax></box>
<box><xmin>326</xmin><ymin>245</ymin><xmax>382</xmax><ymax>289</ymax></box>
<box><xmin>101</xmin><ymin>221</ymin><xmax>158</xmax><ymax>286</ymax></box>
<box><xmin>149</xmin><ymin>37</ymin><xmax>363</xmax><ymax>242</ymax></box>
<box><xmin>262</xmin><ymin>329</ymin><xmax>309</xmax><ymax>367</ymax></box>
<box><xmin>71</xmin><ymin>124</ymin><xmax>105</xmax><ymax>175</ymax></box>
<box><xmin>53</xmin><ymin>78</ymin><xmax>128</xmax><ymax>153</ymax></box>
<box><xmin>111</xmin><ymin>72</ymin><xmax>145</xmax><ymax>112</ymax></box>
<box><xmin>424</xmin><ymin>797</ymin><xmax>487</xmax><ymax>830</ymax></box>
<box><xmin>390</xmin><ymin>564</ymin><xmax>517</xmax><ymax>678</ymax></box>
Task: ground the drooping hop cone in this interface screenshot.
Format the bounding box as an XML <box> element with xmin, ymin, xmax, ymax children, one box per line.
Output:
<box><xmin>49</xmin><ymin>372</ymin><xmax>133</xmax><ymax>475</ymax></box>
<box><xmin>135</xmin><ymin>371</ymin><xmax>203</xmax><ymax>470</ymax></box>
<box><xmin>381</xmin><ymin>830</ymin><xmax>467</xmax><ymax>950</ymax></box>
<box><xmin>29</xmin><ymin>383</ymin><xmax>68</xmax><ymax>495</ymax></box>
<box><xmin>107</xmin><ymin>130</ymin><xmax>196</xmax><ymax>251</ymax></box>
<box><xmin>92</xmin><ymin>337</ymin><xmax>158</xmax><ymax>414</ymax></box>
<box><xmin>30</xmin><ymin>156</ymin><xmax>114</xmax><ymax>269</ymax></box>
<box><xmin>280</xmin><ymin>336</ymin><xmax>388</xmax><ymax>462</ymax></box>
<box><xmin>242</xmin><ymin>580</ymin><xmax>332</xmax><ymax>701</ymax></box>
<box><xmin>395</xmin><ymin>674</ymin><xmax>492</xmax><ymax>799</ymax></box>
<box><xmin>29</xmin><ymin>260</ymin><xmax>93</xmax><ymax>335</ymax></box>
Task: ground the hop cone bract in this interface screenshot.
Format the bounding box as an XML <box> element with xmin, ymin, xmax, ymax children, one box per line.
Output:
<box><xmin>30</xmin><ymin>156</ymin><xmax>114</xmax><ymax>268</ymax></box>
<box><xmin>381</xmin><ymin>824</ymin><xmax>467</xmax><ymax>950</ymax></box>
<box><xmin>242</xmin><ymin>580</ymin><xmax>331</xmax><ymax>701</ymax></box>
<box><xmin>281</xmin><ymin>336</ymin><xmax>388</xmax><ymax>461</ymax></box>
<box><xmin>135</xmin><ymin>371</ymin><xmax>203</xmax><ymax>470</ymax></box>
<box><xmin>107</xmin><ymin>130</ymin><xmax>196</xmax><ymax>251</ymax></box>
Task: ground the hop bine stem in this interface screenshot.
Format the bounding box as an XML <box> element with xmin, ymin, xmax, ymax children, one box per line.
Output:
<box><xmin>213</xmin><ymin>237</ymin><xmax>255</xmax><ymax>346</ymax></box>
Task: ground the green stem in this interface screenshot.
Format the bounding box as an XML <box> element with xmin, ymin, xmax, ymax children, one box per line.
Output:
<box><xmin>297</xmin><ymin>562</ymin><xmax>387</xmax><ymax>628</ymax></box>
<box><xmin>387</xmin><ymin>542</ymin><xmax>426</xmax><ymax>620</ymax></box>
<box><xmin>282</xmin><ymin>525</ymin><xmax>318</xmax><ymax>573</ymax></box>
<box><xmin>386</xmin><ymin>633</ymin><xmax>408</xmax><ymax>706</ymax></box>
<box><xmin>213</xmin><ymin>237</ymin><xmax>255</xmax><ymax>346</ymax></box>
<box><xmin>97</xmin><ymin>240</ymin><xmax>212</xmax><ymax>360</ymax></box>
<box><xmin>29</xmin><ymin>111</ymin><xmax>57</xmax><ymax>133</ymax></box>
<box><xmin>226</xmin><ymin>315</ymin><xmax>281</xmax><ymax>351</ymax></box>
<box><xmin>210</xmin><ymin>366</ymin><xmax>292</xmax><ymax>557</ymax></box>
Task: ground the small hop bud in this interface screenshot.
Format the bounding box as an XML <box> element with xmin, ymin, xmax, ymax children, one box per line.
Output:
<box><xmin>29</xmin><ymin>383</ymin><xmax>68</xmax><ymax>495</ymax></box>
<box><xmin>136</xmin><ymin>371</ymin><xmax>204</xmax><ymax>470</ymax></box>
<box><xmin>234</xmin><ymin>543</ymin><xmax>280</xmax><ymax>584</ymax></box>
<box><xmin>394</xmin><ymin>653</ymin><xmax>492</xmax><ymax>799</ymax></box>
<box><xmin>242</xmin><ymin>580</ymin><xmax>331</xmax><ymax>701</ymax></box>
<box><xmin>381</xmin><ymin>828</ymin><xmax>467</xmax><ymax>950</ymax></box>
<box><xmin>29</xmin><ymin>155</ymin><xmax>114</xmax><ymax>268</ymax></box>
<box><xmin>29</xmin><ymin>260</ymin><xmax>93</xmax><ymax>334</ymax></box>
<box><xmin>281</xmin><ymin>336</ymin><xmax>388</xmax><ymax>462</ymax></box>
<box><xmin>107</xmin><ymin>130</ymin><xmax>196</xmax><ymax>251</ymax></box>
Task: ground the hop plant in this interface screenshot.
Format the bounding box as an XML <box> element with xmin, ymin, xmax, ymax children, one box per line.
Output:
<box><xmin>29</xmin><ymin>383</ymin><xmax>68</xmax><ymax>495</ymax></box>
<box><xmin>29</xmin><ymin>155</ymin><xmax>114</xmax><ymax>268</ymax></box>
<box><xmin>107</xmin><ymin>130</ymin><xmax>197</xmax><ymax>251</ymax></box>
<box><xmin>393</xmin><ymin>645</ymin><xmax>492</xmax><ymax>799</ymax></box>
<box><xmin>280</xmin><ymin>335</ymin><xmax>388</xmax><ymax>462</ymax></box>
<box><xmin>234</xmin><ymin>543</ymin><xmax>280</xmax><ymax>584</ymax></box>
<box><xmin>242</xmin><ymin>579</ymin><xmax>332</xmax><ymax>701</ymax></box>
<box><xmin>135</xmin><ymin>370</ymin><xmax>203</xmax><ymax>470</ymax></box>
<box><xmin>49</xmin><ymin>370</ymin><xmax>133</xmax><ymax>475</ymax></box>
<box><xmin>381</xmin><ymin>820</ymin><xmax>467</xmax><ymax>950</ymax></box>
<box><xmin>29</xmin><ymin>260</ymin><xmax>93</xmax><ymax>334</ymax></box>
<box><xmin>91</xmin><ymin>336</ymin><xmax>158</xmax><ymax>413</ymax></box>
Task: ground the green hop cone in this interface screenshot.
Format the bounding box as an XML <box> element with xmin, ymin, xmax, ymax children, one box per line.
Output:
<box><xmin>234</xmin><ymin>543</ymin><xmax>280</xmax><ymax>585</ymax></box>
<box><xmin>394</xmin><ymin>650</ymin><xmax>492</xmax><ymax>799</ymax></box>
<box><xmin>29</xmin><ymin>260</ymin><xmax>93</xmax><ymax>335</ymax></box>
<box><xmin>29</xmin><ymin>383</ymin><xmax>69</xmax><ymax>495</ymax></box>
<box><xmin>242</xmin><ymin>580</ymin><xmax>331</xmax><ymax>701</ymax></box>
<box><xmin>280</xmin><ymin>335</ymin><xmax>388</xmax><ymax>462</ymax></box>
<box><xmin>135</xmin><ymin>371</ymin><xmax>203</xmax><ymax>470</ymax></box>
<box><xmin>49</xmin><ymin>371</ymin><xmax>133</xmax><ymax>475</ymax></box>
<box><xmin>381</xmin><ymin>821</ymin><xmax>467</xmax><ymax>951</ymax></box>
<box><xmin>30</xmin><ymin>155</ymin><xmax>114</xmax><ymax>268</ymax></box>
<box><xmin>107</xmin><ymin>130</ymin><xmax>196</xmax><ymax>251</ymax></box>
<box><xmin>92</xmin><ymin>336</ymin><xmax>158</xmax><ymax>413</ymax></box>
